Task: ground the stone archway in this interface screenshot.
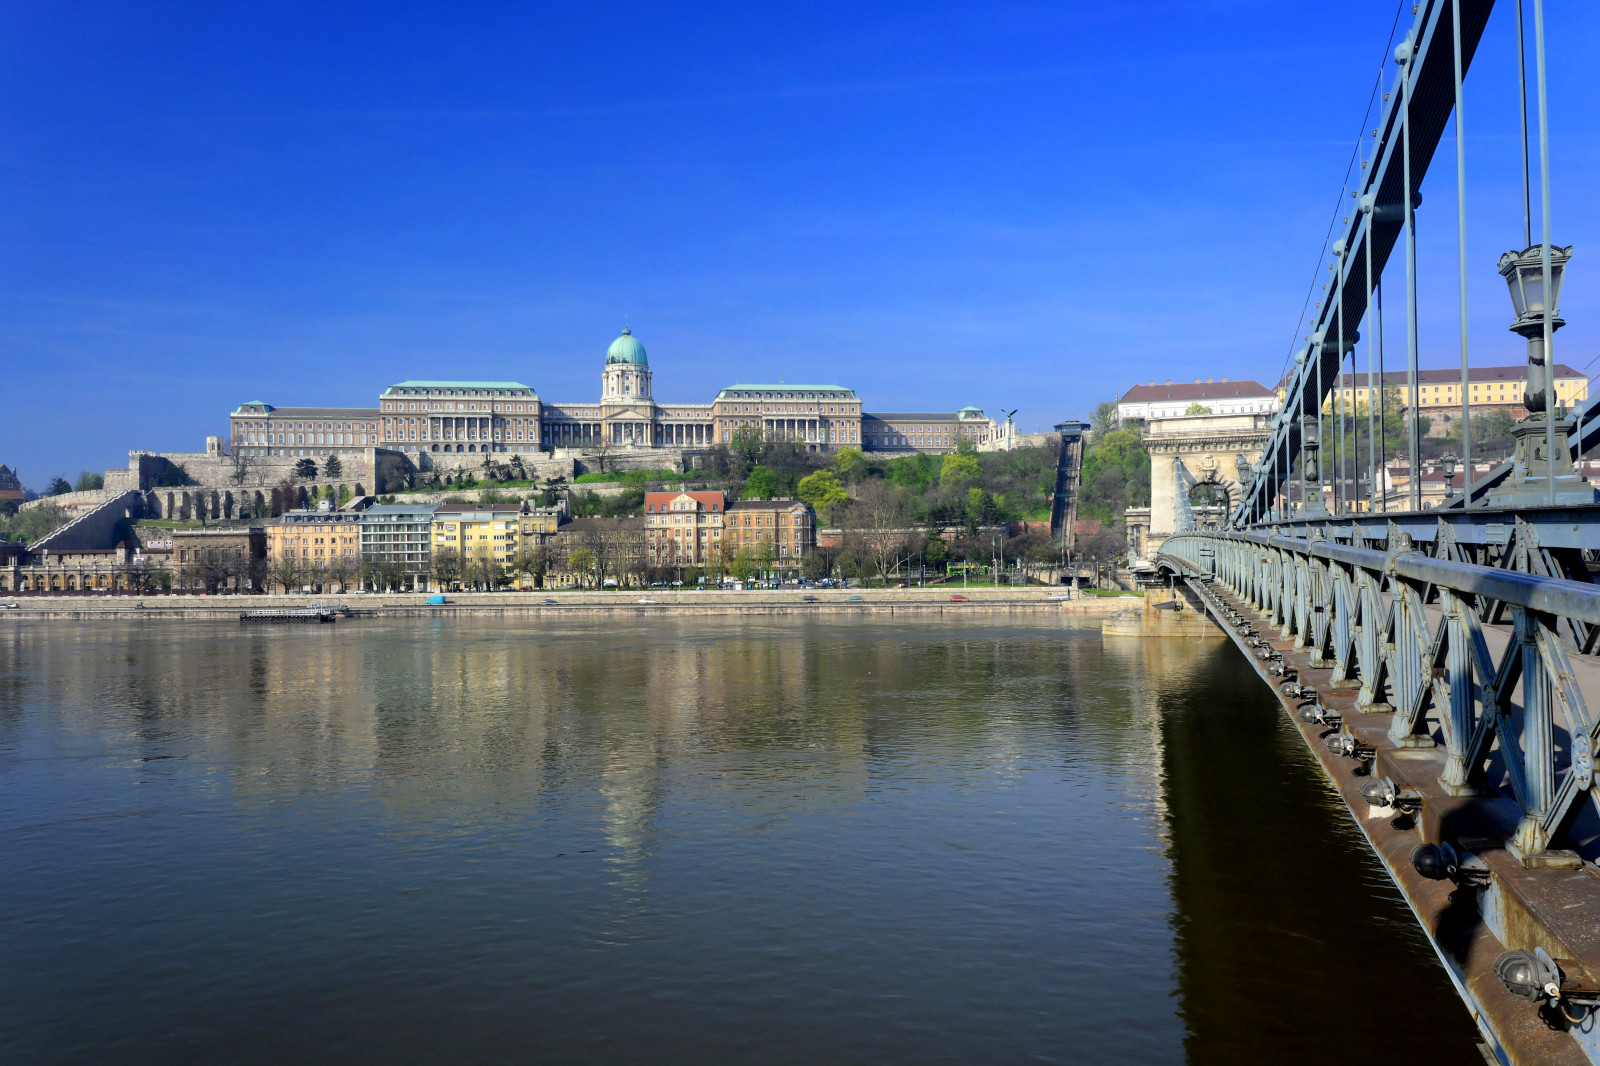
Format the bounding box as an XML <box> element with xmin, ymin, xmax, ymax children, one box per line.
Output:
<box><xmin>1134</xmin><ymin>411</ymin><xmax>1269</xmax><ymax>560</ymax></box>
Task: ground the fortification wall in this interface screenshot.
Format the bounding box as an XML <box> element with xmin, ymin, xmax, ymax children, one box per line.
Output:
<box><xmin>31</xmin><ymin>491</ymin><xmax>143</xmax><ymax>551</ymax></box>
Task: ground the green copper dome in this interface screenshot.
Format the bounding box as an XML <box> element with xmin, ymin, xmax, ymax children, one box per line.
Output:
<box><xmin>606</xmin><ymin>327</ymin><xmax>648</xmax><ymax>366</ymax></box>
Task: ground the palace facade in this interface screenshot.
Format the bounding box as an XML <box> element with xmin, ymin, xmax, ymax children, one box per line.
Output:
<box><xmin>228</xmin><ymin>328</ymin><xmax>1010</xmax><ymax>464</ymax></box>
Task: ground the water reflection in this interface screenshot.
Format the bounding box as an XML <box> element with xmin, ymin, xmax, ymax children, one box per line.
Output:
<box><xmin>0</xmin><ymin>616</ymin><xmax>1475</xmax><ymax>1064</ymax></box>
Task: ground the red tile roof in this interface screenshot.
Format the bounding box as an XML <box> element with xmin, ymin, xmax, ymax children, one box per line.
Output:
<box><xmin>645</xmin><ymin>490</ymin><xmax>725</xmax><ymax>512</ymax></box>
<box><xmin>1334</xmin><ymin>363</ymin><xmax>1582</xmax><ymax>387</ymax></box>
<box><xmin>1119</xmin><ymin>380</ymin><xmax>1274</xmax><ymax>403</ymax></box>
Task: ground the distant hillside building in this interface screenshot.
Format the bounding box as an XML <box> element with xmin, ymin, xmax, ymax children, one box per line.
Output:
<box><xmin>0</xmin><ymin>464</ymin><xmax>24</xmax><ymax>502</ymax></box>
<box><xmin>1116</xmin><ymin>380</ymin><xmax>1278</xmax><ymax>426</ymax></box>
<box><xmin>229</xmin><ymin>329</ymin><xmax>1010</xmax><ymax>465</ymax></box>
<box><xmin>1330</xmin><ymin>363</ymin><xmax>1588</xmax><ymax>436</ymax></box>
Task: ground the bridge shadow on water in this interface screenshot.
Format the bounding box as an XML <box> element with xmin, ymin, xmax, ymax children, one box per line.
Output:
<box><xmin>1143</xmin><ymin>636</ymin><xmax>1483</xmax><ymax>1065</ymax></box>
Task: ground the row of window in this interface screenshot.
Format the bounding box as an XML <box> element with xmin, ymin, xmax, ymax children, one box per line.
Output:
<box><xmin>384</xmin><ymin>400</ymin><xmax>535</xmax><ymax>412</ymax></box>
<box><xmin>244</xmin><ymin>432</ymin><xmax>368</xmax><ymax>446</ymax></box>
<box><xmin>241</xmin><ymin>421</ymin><xmax>377</xmax><ymax>432</ymax></box>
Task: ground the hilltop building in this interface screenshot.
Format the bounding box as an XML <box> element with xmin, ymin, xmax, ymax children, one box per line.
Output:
<box><xmin>228</xmin><ymin>328</ymin><xmax>1012</xmax><ymax>466</ymax></box>
<box><xmin>1116</xmin><ymin>380</ymin><xmax>1279</xmax><ymax>426</ymax></box>
<box><xmin>1328</xmin><ymin>363</ymin><xmax>1588</xmax><ymax>436</ymax></box>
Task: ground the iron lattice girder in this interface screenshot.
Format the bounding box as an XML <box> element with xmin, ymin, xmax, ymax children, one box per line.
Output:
<box><xmin>1237</xmin><ymin>0</ymin><xmax>1496</xmax><ymax>526</ymax></box>
<box><xmin>1160</xmin><ymin>529</ymin><xmax>1600</xmax><ymax>861</ymax></box>
<box><xmin>1262</xmin><ymin>504</ymin><xmax>1600</xmax><ymax>553</ymax></box>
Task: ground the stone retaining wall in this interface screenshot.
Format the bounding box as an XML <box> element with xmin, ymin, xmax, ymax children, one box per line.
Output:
<box><xmin>1</xmin><ymin>587</ymin><xmax>1142</xmax><ymax>620</ymax></box>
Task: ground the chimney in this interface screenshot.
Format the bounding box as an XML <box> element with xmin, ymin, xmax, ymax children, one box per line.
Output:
<box><xmin>1221</xmin><ymin>377</ymin><xmax>1228</xmax><ymax>382</ymax></box>
<box><xmin>1205</xmin><ymin>378</ymin><xmax>1213</xmax><ymax>383</ymax></box>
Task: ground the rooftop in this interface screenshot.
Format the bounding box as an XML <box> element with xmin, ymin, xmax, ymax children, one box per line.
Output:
<box><xmin>233</xmin><ymin>405</ymin><xmax>380</xmax><ymax>418</ymax></box>
<box><xmin>1335</xmin><ymin>363</ymin><xmax>1583</xmax><ymax>387</ymax></box>
<box><xmin>1119</xmin><ymin>380</ymin><xmax>1274</xmax><ymax>404</ymax></box>
<box><xmin>361</xmin><ymin>503</ymin><xmax>442</xmax><ymax>516</ymax></box>
<box><xmin>863</xmin><ymin>412</ymin><xmax>969</xmax><ymax>421</ymax></box>
<box><xmin>383</xmin><ymin>381</ymin><xmax>537</xmax><ymax>393</ymax></box>
<box><xmin>729</xmin><ymin>498</ymin><xmax>811</xmax><ymax>510</ymax></box>
<box><xmin>434</xmin><ymin>501</ymin><xmax>533</xmax><ymax>515</ymax></box>
<box><xmin>716</xmin><ymin>384</ymin><xmax>856</xmax><ymax>397</ymax></box>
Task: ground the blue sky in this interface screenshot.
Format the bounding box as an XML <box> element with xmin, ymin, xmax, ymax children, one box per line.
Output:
<box><xmin>3</xmin><ymin>1</ymin><xmax>1598</xmax><ymax>490</ymax></box>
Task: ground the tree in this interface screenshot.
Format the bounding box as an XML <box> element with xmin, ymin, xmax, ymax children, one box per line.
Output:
<box><xmin>0</xmin><ymin>503</ymin><xmax>68</xmax><ymax>547</ymax></box>
<box><xmin>1078</xmin><ymin>428</ymin><xmax>1150</xmax><ymax>523</ymax></box>
<box><xmin>324</xmin><ymin>454</ymin><xmax>343</xmax><ymax>479</ymax></box>
<box><xmin>965</xmin><ymin>486</ymin><xmax>999</xmax><ymax>528</ymax></box>
<box><xmin>590</xmin><ymin>435</ymin><xmax>616</xmax><ymax>474</ymax></box>
<box><xmin>432</xmin><ymin>547</ymin><xmax>462</xmax><ymax>589</ymax></box>
<box><xmin>510</xmin><ymin>543</ymin><xmax>548</xmax><ymax>588</ymax></box>
<box><xmin>74</xmin><ymin>471</ymin><xmax>104</xmax><ymax>492</ymax></box>
<box><xmin>227</xmin><ymin>439</ymin><xmax>252</xmax><ymax>486</ymax></box>
<box><xmin>832</xmin><ymin>447</ymin><xmax>866</xmax><ymax>481</ymax></box>
<box><xmin>294</xmin><ymin>458</ymin><xmax>319</xmax><ymax>481</ymax></box>
<box><xmin>744</xmin><ymin>466</ymin><xmax>779</xmax><ymax>499</ymax></box>
<box><xmin>1091</xmin><ymin>400</ymin><xmax>1121</xmax><ymax>436</ymax></box>
<box><xmin>837</xmin><ymin>529</ymin><xmax>875</xmax><ymax>584</ymax></box>
<box><xmin>324</xmin><ymin>555</ymin><xmax>355</xmax><ymax>593</ymax></box>
<box><xmin>796</xmin><ymin>469</ymin><xmax>848</xmax><ymax>520</ymax></box>
<box><xmin>728</xmin><ymin>546</ymin><xmax>756</xmax><ymax>584</ymax></box>
<box><xmin>938</xmin><ymin>452</ymin><xmax>981</xmax><ymax>489</ymax></box>
<box><xmin>800</xmin><ymin>550</ymin><xmax>828</xmax><ymax>582</ymax></box>
<box><xmin>1184</xmin><ymin>403</ymin><xmax>1213</xmax><ymax>415</ymax></box>
<box><xmin>270</xmin><ymin>555</ymin><xmax>304</xmax><ymax>594</ymax></box>
<box><xmin>754</xmin><ymin>537</ymin><xmax>777</xmax><ymax>578</ymax></box>
<box><xmin>568</xmin><ymin>546</ymin><xmax>598</xmax><ymax>587</ymax></box>
<box><xmin>848</xmin><ymin>479</ymin><xmax>911</xmax><ymax>582</ymax></box>
<box><xmin>922</xmin><ymin>529</ymin><xmax>949</xmax><ymax>572</ymax></box>
<box><xmin>731</xmin><ymin>424</ymin><xmax>766</xmax><ymax>466</ymax></box>
<box><xmin>155</xmin><ymin>461</ymin><xmax>190</xmax><ymax>487</ymax></box>
<box><xmin>46</xmin><ymin>476</ymin><xmax>71</xmax><ymax>496</ymax></box>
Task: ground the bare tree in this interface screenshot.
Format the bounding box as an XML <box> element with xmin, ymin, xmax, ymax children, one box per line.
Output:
<box><xmin>590</xmin><ymin>433</ymin><xmax>616</xmax><ymax>474</ymax></box>
<box><xmin>270</xmin><ymin>555</ymin><xmax>304</xmax><ymax>594</ymax></box>
<box><xmin>324</xmin><ymin>554</ymin><xmax>356</xmax><ymax>594</ymax></box>
<box><xmin>432</xmin><ymin>547</ymin><xmax>462</xmax><ymax>589</ymax></box>
<box><xmin>848</xmin><ymin>480</ymin><xmax>912</xmax><ymax>582</ymax></box>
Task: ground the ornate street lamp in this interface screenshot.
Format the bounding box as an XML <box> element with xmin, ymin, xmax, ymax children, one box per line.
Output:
<box><xmin>1486</xmin><ymin>244</ymin><xmax>1596</xmax><ymax>507</ymax></box>
<box><xmin>1499</xmin><ymin>244</ymin><xmax>1571</xmax><ymax>414</ymax></box>
<box><xmin>1440</xmin><ymin>452</ymin><xmax>1458</xmax><ymax>499</ymax></box>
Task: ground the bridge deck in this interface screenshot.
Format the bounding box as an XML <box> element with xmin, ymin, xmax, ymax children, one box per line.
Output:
<box><xmin>1185</xmin><ymin>575</ymin><xmax>1597</xmax><ymax>1066</ymax></box>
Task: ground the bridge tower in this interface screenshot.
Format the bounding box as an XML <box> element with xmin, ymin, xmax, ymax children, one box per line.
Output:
<box><xmin>1131</xmin><ymin>411</ymin><xmax>1269</xmax><ymax>563</ymax></box>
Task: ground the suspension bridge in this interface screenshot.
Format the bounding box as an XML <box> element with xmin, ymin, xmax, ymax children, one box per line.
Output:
<box><xmin>1150</xmin><ymin>2</ymin><xmax>1600</xmax><ymax>1062</ymax></box>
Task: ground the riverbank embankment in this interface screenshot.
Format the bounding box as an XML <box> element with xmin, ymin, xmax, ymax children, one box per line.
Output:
<box><xmin>1</xmin><ymin>587</ymin><xmax>1146</xmax><ymax>621</ymax></box>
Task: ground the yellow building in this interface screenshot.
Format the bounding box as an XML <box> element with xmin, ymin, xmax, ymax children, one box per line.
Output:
<box><xmin>431</xmin><ymin>501</ymin><xmax>563</xmax><ymax>581</ymax></box>
<box><xmin>1329</xmin><ymin>363</ymin><xmax>1587</xmax><ymax>417</ymax></box>
<box><xmin>267</xmin><ymin>508</ymin><xmax>362</xmax><ymax>578</ymax></box>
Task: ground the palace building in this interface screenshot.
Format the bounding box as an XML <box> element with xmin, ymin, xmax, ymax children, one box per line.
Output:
<box><xmin>229</xmin><ymin>328</ymin><xmax>1009</xmax><ymax>464</ymax></box>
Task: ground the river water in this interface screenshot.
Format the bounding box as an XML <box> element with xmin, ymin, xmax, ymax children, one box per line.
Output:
<box><xmin>1</xmin><ymin>615</ymin><xmax>1479</xmax><ymax>1064</ymax></box>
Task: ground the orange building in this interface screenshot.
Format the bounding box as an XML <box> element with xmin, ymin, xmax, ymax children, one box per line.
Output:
<box><xmin>644</xmin><ymin>490</ymin><xmax>727</xmax><ymax>568</ymax></box>
<box><xmin>724</xmin><ymin>498</ymin><xmax>815</xmax><ymax>571</ymax></box>
<box><xmin>267</xmin><ymin>508</ymin><xmax>362</xmax><ymax>588</ymax></box>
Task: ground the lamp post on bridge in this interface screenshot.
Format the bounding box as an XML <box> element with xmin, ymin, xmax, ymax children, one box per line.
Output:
<box><xmin>1488</xmin><ymin>244</ymin><xmax>1596</xmax><ymax>506</ymax></box>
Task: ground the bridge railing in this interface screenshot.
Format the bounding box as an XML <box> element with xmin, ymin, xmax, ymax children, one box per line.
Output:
<box><xmin>1160</xmin><ymin>530</ymin><xmax>1600</xmax><ymax>865</ymax></box>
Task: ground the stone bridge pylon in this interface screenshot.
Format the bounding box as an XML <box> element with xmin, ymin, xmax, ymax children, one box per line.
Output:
<box><xmin>1125</xmin><ymin>412</ymin><xmax>1271</xmax><ymax>563</ymax></box>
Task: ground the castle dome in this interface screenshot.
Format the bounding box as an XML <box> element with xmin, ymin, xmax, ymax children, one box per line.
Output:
<box><xmin>606</xmin><ymin>327</ymin><xmax>648</xmax><ymax>366</ymax></box>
